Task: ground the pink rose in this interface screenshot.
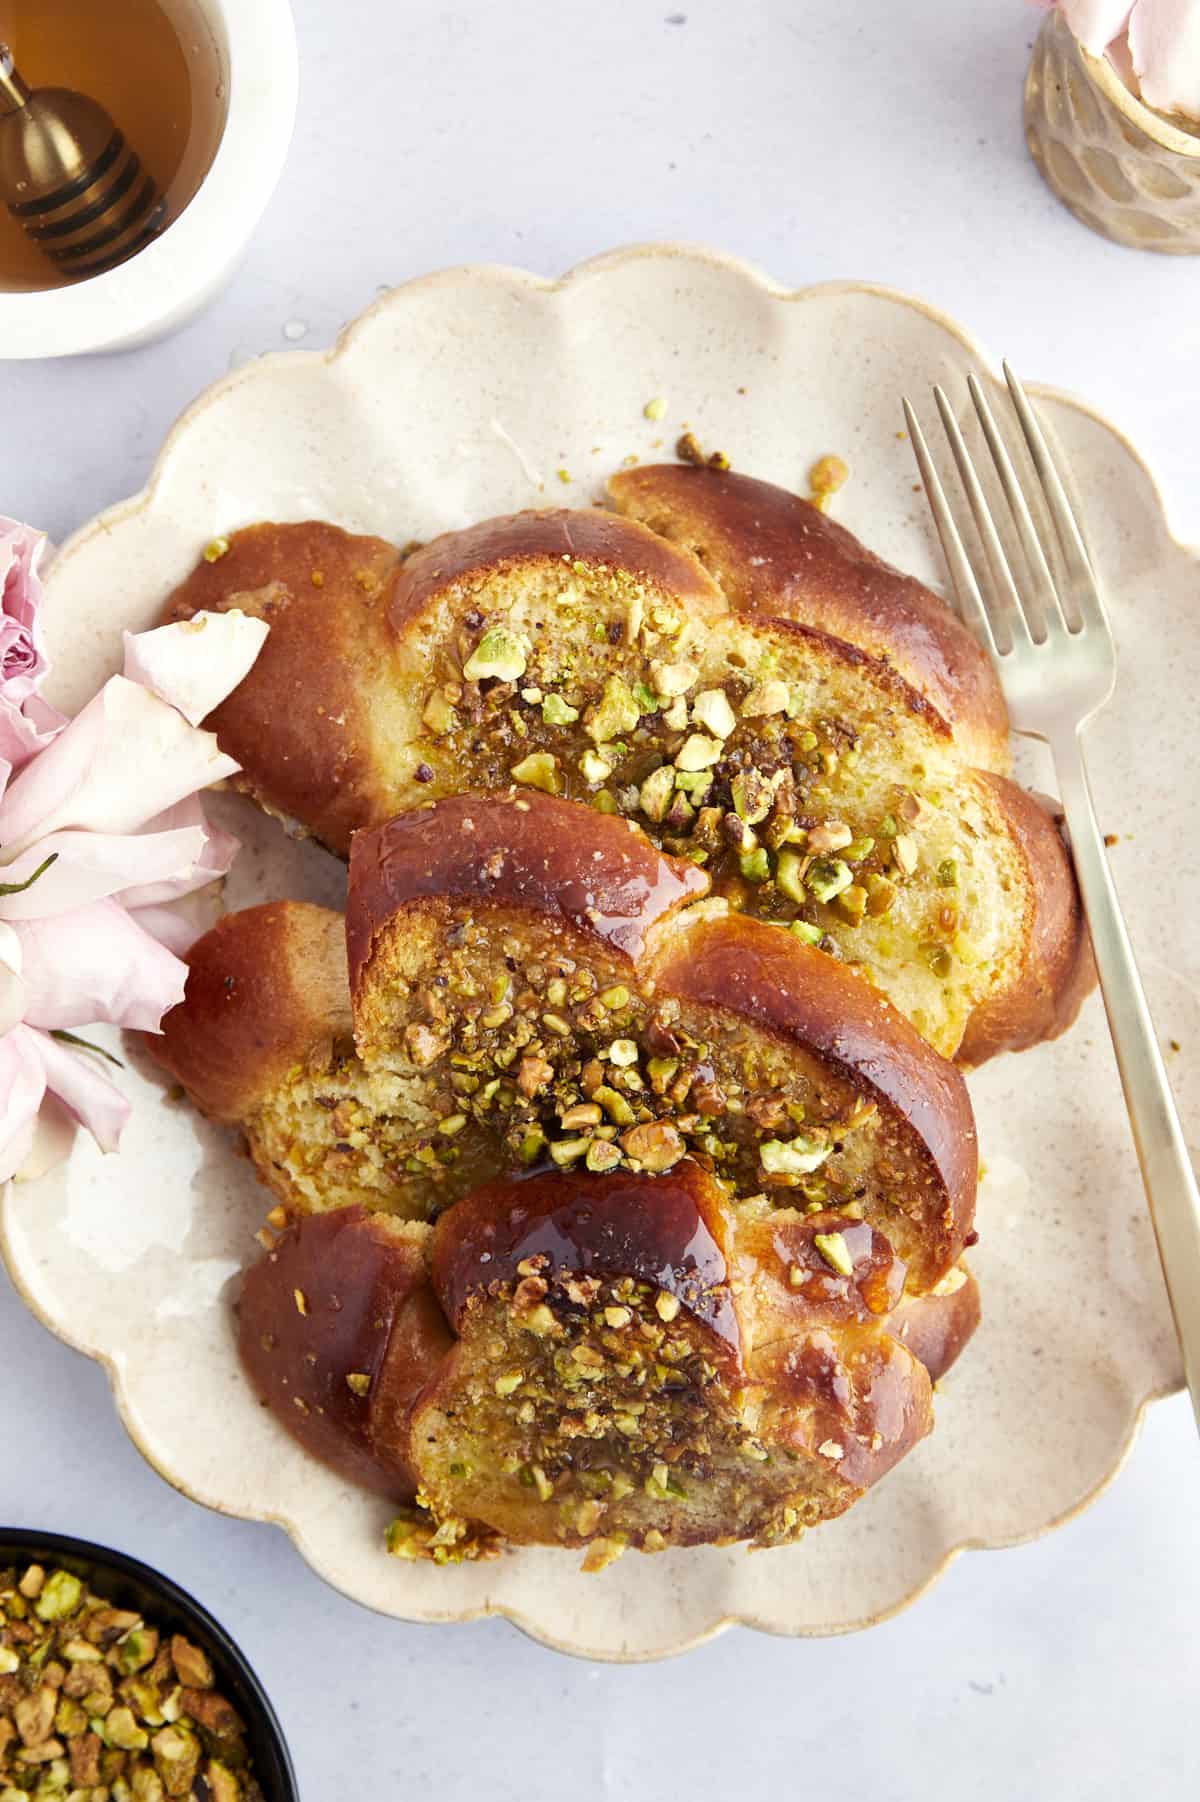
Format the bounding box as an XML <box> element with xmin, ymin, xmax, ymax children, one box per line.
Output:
<box><xmin>1047</xmin><ymin>0</ymin><xmax>1200</xmax><ymax>117</ymax></box>
<box><xmin>0</xmin><ymin>517</ymin><xmax>65</xmax><ymax>774</ymax></box>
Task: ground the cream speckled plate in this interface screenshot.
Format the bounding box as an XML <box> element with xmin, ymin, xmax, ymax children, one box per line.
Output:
<box><xmin>2</xmin><ymin>247</ymin><xmax>1191</xmax><ymax>1660</ymax></box>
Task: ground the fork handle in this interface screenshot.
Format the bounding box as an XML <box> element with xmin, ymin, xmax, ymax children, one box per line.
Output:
<box><xmin>1050</xmin><ymin>725</ymin><xmax>1200</xmax><ymax>1433</ymax></box>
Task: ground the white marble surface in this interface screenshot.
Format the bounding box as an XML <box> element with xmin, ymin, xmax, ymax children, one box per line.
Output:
<box><xmin>1</xmin><ymin>0</ymin><xmax>1198</xmax><ymax>1792</ymax></box>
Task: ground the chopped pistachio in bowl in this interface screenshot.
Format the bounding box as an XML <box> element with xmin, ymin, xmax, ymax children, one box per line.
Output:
<box><xmin>0</xmin><ymin>1531</ymin><xmax>297</xmax><ymax>1802</ymax></box>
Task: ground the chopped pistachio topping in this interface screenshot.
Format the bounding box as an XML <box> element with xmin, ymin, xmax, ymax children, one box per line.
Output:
<box><xmin>579</xmin><ymin>748</ymin><xmax>613</xmax><ymax>785</ymax></box>
<box><xmin>644</xmin><ymin>395</ymin><xmax>668</xmax><ymax>420</ymax></box>
<box><xmin>813</xmin><ymin>1230</ymin><xmax>855</xmax><ymax>1277</ymax></box>
<box><xmin>806</xmin><ymin>857</ymin><xmax>853</xmax><ymax>903</ymax></box>
<box><xmin>202</xmin><ymin>536</ymin><xmax>230</xmax><ymax>562</ymax></box>
<box><xmin>651</xmin><ymin>657</ymin><xmax>699</xmax><ymax>697</ymax></box>
<box><xmin>675</xmin><ymin>733</ymin><xmax>723</xmax><ymax>771</ymax></box>
<box><xmin>585</xmin><ymin>675</ymin><xmax>641</xmax><ymax>743</ymax></box>
<box><xmin>542</xmin><ymin>692</ymin><xmax>579</xmax><ymax>725</ymax></box>
<box><xmin>464</xmin><ymin>625</ymin><xmax>529</xmax><ymax>683</ymax></box>
<box><xmin>691</xmin><ymin>688</ymin><xmax>737</xmax><ymax>739</ymax></box>
<box><xmin>511</xmin><ymin>751</ymin><xmax>562</xmax><ymax>794</ymax></box>
<box><xmin>760</xmin><ymin>1136</ymin><xmax>832</xmax><ymax>1177</ymax></box>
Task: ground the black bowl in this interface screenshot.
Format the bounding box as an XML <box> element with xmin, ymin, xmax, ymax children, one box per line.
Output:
<box><xmin>0</xmin><ymin>1529</ymin><xmax>298</xmax><ymax>1800</ymax></box>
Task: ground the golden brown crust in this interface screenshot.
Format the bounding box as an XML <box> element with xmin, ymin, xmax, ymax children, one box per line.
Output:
<box><xmin>888</xmin><ymin>1266</ymin><xmax>981</xmax><ymax>1384</ymax></box>
<box><xmin>346</xmin><ymin>790</ymin><xmax>709</xmax><ymax>991</ymax></box>
<box><xmin>608</xmin><ymin>463</ymin><xmax>1010</xmax><ymax>769</ymax></box>
<box><xmin>650</xmin><ymin>909</ymin><xmax>978</xmax><ymax>1282</ymax></box>
<box><xmin>236</xmin><ymin>1207</ymin><xmax>443</xmax><ymax>1500</ymax></box>
<box><xmin>232</xmin><ymin>1172</ymin><xmax>978</xmax><ymax>1539</ymax></box>
<box><xmin>151</xmin><ymin>901</ymin><xmax>350</xmax><ymax>1123</ymax></box>
<box><xmin>162</xmin><ymin>521</ymin><xmax>402</xmax><ymax>851</ymax></box>
<box><xmin>955</xmin><ymin>779</ymin><xmax>1095</xmax><ymax>1066</ymax></box>
<box><xmin>389</xmin><ymin>507</ymin><xmax>726</xmax><ymax>634</ymax></box>
<box><xmin>433</xmin><ymin>1161</ymin><xmax>740</xmax><ymax>1354</ymax></box>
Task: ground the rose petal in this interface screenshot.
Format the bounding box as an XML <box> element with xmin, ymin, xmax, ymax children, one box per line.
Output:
<box><xmin>126</xmin><ymin>898</ymin><xmax>219</xmax><ymax>956</ymax></box>
<box><xmin>0</xmin><ymin>824</ymin><xmax>209</xmax><ymax>919</ymax></box>
<box><xmin>0</xmin><ymin>675</ymin><xmax>240</xmax><ymax>853</ymax></box>
<box><xmin>0</xmin><ymin>692</ymin><xmax>63</xmax><ymax>775</ymax></box>
<box><xmin>123</xmin><ymin>609</ymin><xmax>270</xmax><ymax>727</ymax></box>
<box><xmin>117</xmin><ymin>794</ymin><xmax>239</xmax><ymax>908</ymax></box>
<box><xmin>12</xmin><ymin>898</ymin><xmax>187</xmax><ymax>1031</ymax></box>
<box><xmin>0</xmin><ymin>517</ymin><xmax>50</xmax><ymax>704</ymax></box>
<box><xmin>0</xmin><ymin>1025</ymin><xmax>47</xmax><ymax>1182</ymax></box>
<box><xmin>0</xmin><ymin>921</ymin><xmax>26</xmax><ymax>1039</ymax></box>
<box><xmin>1056</xmin><ymin>0</ymin><xmax>1136</xmax><ymax>52</ymax></box>
<box><xmin>1128</xmin><ymin>0</ymin><xmax>1200</xmax><ymax>114</ymax></box>
<box><xmin>24</xmin><ymin>1025</ymin><xmax>129</xmax><ymax>1153</ymax></box>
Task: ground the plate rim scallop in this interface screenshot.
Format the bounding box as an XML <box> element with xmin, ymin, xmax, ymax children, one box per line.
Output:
<box><xmin>1</xmin><ymin>241</ymin><xmax>1191</xmax><ymax>1660</ymax></box>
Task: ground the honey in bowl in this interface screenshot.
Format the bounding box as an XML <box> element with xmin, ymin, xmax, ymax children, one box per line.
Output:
<box><xmin>0</xmin><ymin>0</ymin><xmax>225</xmax><ymax>292</ymax></box>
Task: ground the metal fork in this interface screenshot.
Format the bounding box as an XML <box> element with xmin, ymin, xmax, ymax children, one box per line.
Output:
<box><xmin>904</xmin><ymin>365</ymin><xmax>1200</xmax><ymax>1434</ymax></box>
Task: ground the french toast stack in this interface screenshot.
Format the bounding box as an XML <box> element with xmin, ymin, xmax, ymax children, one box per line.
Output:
<box><xmin>151</xmin><ymin>466</ymin><xmax>1089</xmax><ymax>1564</ymax></box>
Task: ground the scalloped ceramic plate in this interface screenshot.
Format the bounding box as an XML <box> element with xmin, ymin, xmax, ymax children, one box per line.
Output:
<box><xmin>2</xmin><ymin>247</ymin><xmax>1191</xmax><ymax>1660</ymax></box>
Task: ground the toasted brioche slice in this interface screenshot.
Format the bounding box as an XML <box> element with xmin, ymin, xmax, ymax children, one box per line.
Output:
<box><xmin>237</xmin><ymin>1206</ymin><xmax>444</xmax><ymax>1500</ymax></box>
<box><xmin>608</xmin><ymin>463</ymin><xmax>1010</xmax><ymax>771</ymax></box>
<box><xmin>163</xmin><ymin>491</ymin><xmax>1089</xmax><ymax>1061</ymax></box>
<box><xmin>346</xmin><ymin>794</ymin><xmax>976</xmax><ymax>1288</ymax></box>
<box><xmin>238</xmin><ymin>1167</ymin><xmax>977</xmax><ymax>1556</ymax></box>
<box><xmin>154</xmin><ymin>796</ymin><xmax>976</xmax><ymax>1287</ymax></box>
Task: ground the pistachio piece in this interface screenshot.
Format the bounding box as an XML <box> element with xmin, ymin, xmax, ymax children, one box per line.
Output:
<box><xmin>655</xmin><ymin>1291</ymin><xmax>681</xmax><ymax>1322</ymax></box>
<box><xmin>740</xmin><ymin>679</ymin><xmax>790</xmax><ymax>717</ymax></box>
<box><xmin>664</xmin><ymin>788</ymin><xmax>695</xmax><ymax>830</ymax></box>
<box><xmin>691</xmin><ymin>688</ymin><xmax>737</xmax><ymax>738</ymax></box>
<box><xmin>790</xmin><ymin>919</ymin><xmax>824</xmax><ymax>945</ymax></box>
<box><xmin>891</xmin><ymin>834</ymin><xmax>919</xmax><ymax>876</ymax></box>
<box><xmin>549</xmin><ymin>1137</ymin><xmax>590</xmax><ymax>1166</ymax></box>
<box><xmin>805</xmin><ymin>857</ymin><xmax>853</xmax><ymax>903</ymax></box>
<box><xmin>608</xmin><ymin>1039</ymin><xmax>638</xmax><ymax>1067</ymax></box>
<box><xmin>585</xmin><ymin>675</ymin><xmax>640</xmax><ymax>743</ymax></box>
<box><xmin>836</xmin><ymin>883</ymin><xmax>868</xmax><ymax>923</ymax></box>
<box><xmin>579</xmin><ymin>749</ymin><xmax>613</xmax><ymax>785</ymax></box>
<box><xmin>644</xmin><ymin>395</ymin><xmax>668</xmax><ymax>421</ymax></box>
<box><xmin>674</xmin><ymin>733</ymin><xmax>723</xmax><ymax>772</ymax></box>
<box><xmin>806</xmin><ymin>820</ymin><xmax>853</xmax><ymax>854</ymax></box>
<box><xmin>586</xmin><ymin>1139</ymin><xmax>623</xmax><ymax>1172</ymax></box>
<box><xmin>620</xmin><ymin>1121</ymin><xmax>685</xmax><ymax>1172</ymax></box>
<box><xmin>661</xmin><ymin>695</ymin><xmax>689</xmax><ymax>730</ymax></box>
<box><xmin>421</xmin><ymin>687</ymin><xmax>459</xmax><ymax>734</ymax></box>
<box><xmin>464</xmin><ymin>626</ymin><xmax>529</xmax><ymax>683</ymax></box>
<box><xmin>510</xmin><ymin>751</ymin><xmax>561</xmax><ymax>794</ymax></box>
<box><xmin>759</xmin><ymin>1136</ymin><xmax>832</xmax><ymax>1177</ymax></box>
<box><xmin>813</xmin><ymin>1230</ymin><xmax>855</xmax><ymax>1277</ymax></box>
<box><xmin>651</xmin><ymin>658</ymin><xmax>699</xmax><ymax>697</ymax></box>
<box><xmin>931</xmin><ymin>1266</ymin><xmax>969</xmax><ymax>1297</ymax></box>
<box><xmin>542</xmin><ymin>693</ymin><xmax>579</xmax><ymax>726</ymax></box>
<box><xmin>638</xmin><ymin>764</ymin><xmax>676</xmax><ymax>823</ymax></box>
<box><xmin>865</xmin><ymin>873</ymin><xmax>897</xmax><ymax>915</ymax></box>
<box><xmin>34</xmin><ymin>1573</ymin><xmax>83</xmax><ymax>1622</ymax></box>
<box><xmin>730</xmin><ymin>769</ymin><xmax>773</xmax><ymax>825</ymax></box>
<box><xmin>494</xmin><ymin>1372</ymin><xmax>524</xmax><ymax>1396</ymax></box>
<box><xmin>937</xmin><ymin>857</ymin><xmax>959</xmax><ymax>887</ymax></box>
<box><xmin>775</xmin><ymin>849</ymin><xmax>808</xmax><ymax>904</ymax></box>
<box><xmin>739</xmin><ymin>847</ymin><xmax>771</xmax><ymax>883</ymax></box>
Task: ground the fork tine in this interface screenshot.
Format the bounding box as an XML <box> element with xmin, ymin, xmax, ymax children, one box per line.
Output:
<box><xmin>966</xmin><ymin>373</ymin><xmax>1070</xmax><ymax>646</ymax></box>
<box><xmin>932</xmin><ymin>384</ymin><xmax>1031</xmax><ymax>655</ymax></box>
<box><xmin>1003</xmin><ymin>363</ymin><xmax>1105</xmax><ymax>633</ymax></box>
<box><xmin>902</xmin><ymin>398</ymin><xmax>1001</xmax><ymax>661</ymax></box>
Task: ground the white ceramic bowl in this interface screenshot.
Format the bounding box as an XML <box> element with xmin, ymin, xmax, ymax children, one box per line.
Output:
<box><xmin>0</xmin><ymin>0</ymin><xmax>297</xmax><ymax>359</ymax></box>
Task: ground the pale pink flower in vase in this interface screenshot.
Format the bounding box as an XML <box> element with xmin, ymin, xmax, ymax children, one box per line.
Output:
<box><xmin>0</xmin><ymin>519</ymin><xmax>268</xmax><ymax>1182</ymax></box>
<box><xmin>1027</xmin><ymin>3</ymin><xmax>1200</xmax><ymax>249</ymax></box>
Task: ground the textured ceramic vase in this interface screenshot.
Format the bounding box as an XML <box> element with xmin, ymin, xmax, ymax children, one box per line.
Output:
<box><xmin>1025</xmin><ymin>11</ymin><xmax>1200</xmax><ymax>253</ymax></box>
